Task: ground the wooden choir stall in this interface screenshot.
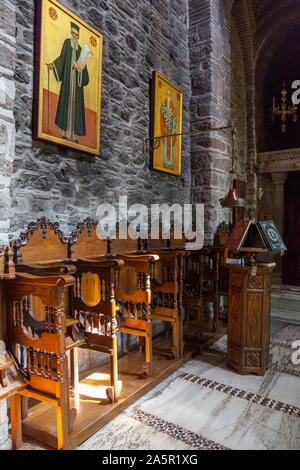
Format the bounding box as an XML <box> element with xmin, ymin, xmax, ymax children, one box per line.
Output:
<box><xmin>0</xmin><ymin>217</ymin><xmax>282</xmax><ymax>449</ymax></box>
<box><xmin>2</xmin><ymin>219</ymin><xmax>194</xmax><ymax>449</ymax></box>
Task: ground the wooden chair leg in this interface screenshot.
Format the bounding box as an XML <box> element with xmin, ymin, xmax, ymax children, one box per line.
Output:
<box><xmin>185</xmin><ymin>308</ymin><xmax>190</xmax><ymax>326</ymax></box>
<box><xmin>213</xmin><ymin>298</ymin><xmax>220</xmax><ymax>332</ymax></box>
<box><xmin>10</xmin><ymin>394</ymin><xmax>23</xmax><ymax>450</ymax></box>
<box><xmin>70</xmin><ymin>347</ymin><xmax>79</xmax><ymax>391</ymax></box>
<box><xmin>56</xmin><ymin>402</ymin><xmax>69</xmax><ymax>450</ymax></box>
<box><xmin>197</xmin><ymin>304</ymin><xmax>203</xmax><ymax>339</ymax></box>
<box><xmin>21</xmin><ymin>396</ymin><xmax>28</xmax><ymax>420</ymax></box>
<box><xmin>142</xmin><ymin>325</ymin><xmax>153</xmax><ymax>377</ymax></box>
<box><xmin>108</xmin><ymin>336</ymin><xmax>121</xmax><ymax>403</ymax></box>
<box><xmin>171</xmin><ymin>320</ymin><xmax>179</xmax><ymax>359</ymax></box>
<box><xmin>178</xmin><ymin>312</ymin><xmax>184</xmax><ymax>357</ymax></box>
<box><xmin>138</xmin><ymin>336</ymin><xmax>144</xmax><ymax>353</ymax></box>
<box><xmin>56</xmin><ymin>357</ymin><xmax>74</xmax><ymax>450</ymax></box>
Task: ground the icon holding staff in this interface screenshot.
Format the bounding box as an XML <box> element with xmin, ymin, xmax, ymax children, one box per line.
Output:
<box><xmin>46</xmin><ymin>22</ymin><xmax>92</xmax><ymax>143</ymax></box>
<box><xmin>34</xmin><ymin>0</ymin><xmax>103</xmax><ymax>155</ymax></box>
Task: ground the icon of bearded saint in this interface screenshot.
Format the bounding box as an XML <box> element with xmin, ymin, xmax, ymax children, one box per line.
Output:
<box><xmin>47</xmin><ymin>22</ymin><xmax>91</xmax><ymax>143</ymax></box>
<box><xmin>160</xmin><ymin>89</ymin><xmax>177</xmax><ymax>170</ymax></box>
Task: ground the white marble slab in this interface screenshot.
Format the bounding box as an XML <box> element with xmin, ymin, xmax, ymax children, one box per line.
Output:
<box><xmin>78</xmin><ymin>413</ymin><xmax>191</xmax><ymax>450</ymax></box>
<box><xmin>138</xmin><ymin>377</ymin><xmax>300</xmax><ymax>450</ymax></box>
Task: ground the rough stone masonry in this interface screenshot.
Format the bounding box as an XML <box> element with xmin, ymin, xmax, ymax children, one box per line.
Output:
<box><xmin>12</xmin><ymin>0</ymin><xmax>191</xmax><ymax>238</ymax></box>
<box><xmin>0</xmin><ymin>0</ymin><xmax>255</xmax><ymax>445</ymax></box>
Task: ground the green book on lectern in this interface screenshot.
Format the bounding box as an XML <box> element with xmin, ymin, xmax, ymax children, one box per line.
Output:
<box><xmin>257</xmin><ymin>220</ymin><xmax>287</xmax><ymax>252</ymax></box>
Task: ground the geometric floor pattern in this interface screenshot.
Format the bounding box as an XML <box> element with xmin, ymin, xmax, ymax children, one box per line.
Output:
<box><xmin>1</xmin><ymin>319</ymin><xmax>300</xmax><ymax>450</ymax></box>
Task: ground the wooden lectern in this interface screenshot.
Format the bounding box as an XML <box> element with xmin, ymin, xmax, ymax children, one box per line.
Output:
<box><xmin>227</xmin><ymin>264</ymin><xmax>273</xmax><ymax>375</ymax></box>
<box><xmin>226</xmin><ymin>219</ymin><xmax>286</xmax><ymax>375</ymax></box>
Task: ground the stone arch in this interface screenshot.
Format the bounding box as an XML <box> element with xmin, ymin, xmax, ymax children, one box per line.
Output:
<box><xmin>255</xmin><ymin>4</ymin><xmax>300</xmax><ymax>152</ymax></box>
<box><xmin>255</xmin><ymin>3</ymin><xmax>300</xmax><ymax>70</ymax></box>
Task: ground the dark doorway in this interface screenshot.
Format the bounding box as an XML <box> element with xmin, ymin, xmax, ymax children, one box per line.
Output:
<box><xmin>283</xmin><ymin>171</ymin><xmax>300</xmax><ymax>286</ymax></box>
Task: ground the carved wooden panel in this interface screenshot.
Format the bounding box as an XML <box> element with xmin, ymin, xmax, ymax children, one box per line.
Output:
<box><xmin>231</xmin><ymin>272</ymin><xmax>242</xmax><ymax>288</ymax></box>
<box><xmin>152</xmin><ymin>262</ymin><xmax>164</xmax><ymax>285</ymax></box>
<box><xmin>111</xmin><ymin>236</ymin><xmax>139</xmax><ymax>254</ymax></box>
<box><xmin>246</xmin><ymin>293</ymin><xmax>262</xmax><ymax>348</ymax></box>
<box><xmin>246</xmin><ymin>352</ymin><xmax>261</xmax><ymax>368</ymax></box>
<box><xmin>80</xmin><ymin>272</ymin><xmax>101</xmax><ymax>306</ymax></box>
<box><xmin>227</xmin><ymin>265</ymin><xmax>273</xmax><ymax>376</ymax></box>
<box><xmin>228</xmin><ymin>345</ymin><xmax>240</xmax><ymax>365</ymax></box>
<box><xmin>118</xmin><ymin>266</ymin><xmax>137</xmax><ymax>295</ymax></box>
<box><xmin>228</xmin><ymin>290</ymin><xmax>242</xmax><ymax>345</ymax></box>
<box><xmin>248</xmin><ymin>274</ymin><xmax>263</xmax><ymax>290</ymax></box>
<box><xmin>71</xmin><ymin>219</ymin><xmax>107</xmax><ymax>258</ymax></box>
<box><xmin>13</xmin><ymin>218</ymin><xmax>68</xmax><ymax>263</ymax></box>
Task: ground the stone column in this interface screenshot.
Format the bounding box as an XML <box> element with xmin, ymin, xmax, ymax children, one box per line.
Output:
<box><xmin>0</xmin><ymin>0</ymin><xmax>17</xmax><ymax>445</ymax></box>
<box><xmin>271</xmin><ymin>172</ymin><xmax>288</xmax><ymax>235</ymax></box>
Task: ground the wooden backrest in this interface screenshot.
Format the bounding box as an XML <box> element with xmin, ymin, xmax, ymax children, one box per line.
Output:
<box><xmin>147</xmin><ymin>224</ymin><xmax>187</xmax><ymax>250</ymax></box>
<box><xmin>214</xmin><ymin>222</ymin><xmax>231</xmax><ymax>247</ymax></box>
<box><xmin>12</xmin><ymin>218</ymin><xmax>68</xmax><ymax>264</ymax></box>
<box><xmin>70</xmin><ymin>219</ymin><xmax>107</xmax><ymax>258</ymax></box>
<box><xmin>147</xmin><ymin>225</ymin><xmax>166</xmax><ymax>250</ymax></box>
<box><xmin>202</xmin><ymin>247</ymin><xmax>220</xmax><ymax>281</ymax></box>
<box><xmin>169</xmin><ymin>228</ymin><xmax>186</xmax><ymax>249</ymax></box>
<box><xmin>110</xmin><ymin>227</ymin><xmax>140</xmax><ymax>254</ymax></box>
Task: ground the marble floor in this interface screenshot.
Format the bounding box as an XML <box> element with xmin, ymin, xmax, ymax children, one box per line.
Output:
<box><xmin>271</xmin><ymin>285</ymin><xmax>300</xmax><ymax>324</ymax></box>
<box><xmin>1</xmin><ymin>317</ymin><xmax>299</xmax><ymax>451</ymax></box>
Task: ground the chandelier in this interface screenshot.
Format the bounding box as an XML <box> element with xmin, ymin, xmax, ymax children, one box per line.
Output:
<box><xmin>271</xmin><ymin>83</ymin><xmax>297</xmax><ymax>133</ymax></box>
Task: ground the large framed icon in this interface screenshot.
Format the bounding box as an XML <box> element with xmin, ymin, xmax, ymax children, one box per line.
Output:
<box><xmin>33</xmin><ymin>0</ymin><xmax>103</xmax><ymax>155</ymax></box>
<box><xmin>150</xmin><ymin>71</ymin><xmax>183</xmax><ymax>176</ymax></box>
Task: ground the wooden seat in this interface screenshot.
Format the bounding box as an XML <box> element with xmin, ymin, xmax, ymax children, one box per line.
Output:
<box><xmin>7</xmin><ymin>218</ymin><xmax>82</xmax><ymax>448</ymax></box>
<box><xmin>68</xmin><ymin>219</ymin><xmax>124</xmax><ymax>398</ymax></box>
<box><xmin>201</xmin><ymin>247</ymin><xmax>220</xmax><ymax>332</ymax></box>
<box><xmin>183</xmin><ymin>250</ymin><xmax>203</xmax><ymax>344</ymax></box>
<box><xmin>6</xmin><ymin>266</ymin><xmax>77</xmax><ymax>450</ymax></box>
<box><xmin>70</xmin><ymin>219</ymin><xmax>158</xmax><ymax>378</ymax></box>
<box><xmin>1</xmin><ymin>217</ymin><xmax>201</xmax><ymax>450</ymax></box>
<box><xmin>213</xmin><ymin>222</ymin><xmax>237</xmax><ymax>326</ymax></box>
<box><xmin>143</xmin><ymin>230</ymin><xmax>186</xmax><ymax>359</ymax></box>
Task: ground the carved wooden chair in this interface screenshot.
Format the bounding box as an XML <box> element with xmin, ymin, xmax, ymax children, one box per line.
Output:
<box><xmin>143</xmin><ymin>230</ymin><xmax>185</xmax><ymax>359</ymax></box>
<box><xmin>201</xmin><ymin>247</ymin><xmax>220</xmax><ymax>332</ymax></box>
<box><xmin>167</xmin><ymin>231</ymin><xmax>204</xmax><ymax>351</ymax></box>
<box><xmin>109</xmin><ymin>232</ymin><xmax>159</xmax><ymax>378</ymax></box>
<box><xmin>213</xmin><ymin>222</ymin><xmax>234</xmax><ymax>325</ymax></box>
<box><xmin>182</xmin><ymin>249</ymin><xmax>203</xmax><ymax>341</ymax></box>
<box><xmin>6</xmin><ymin>218</ymin><xmax>86</xmax><ymax>449</ymax></box>
<box><xmin>70</xmin><ymin>219</ymin><xmax>158</xmax><ymax>378</ymax></box>
<box><xmin>66</xmin><ymin>219</ymin><xmax>125</xmax><ymax>401</ymax></box>
<box><xmin>6</xmin><ymin>267</ymin><xmax>76</xmax><ymax>450</ymax></box>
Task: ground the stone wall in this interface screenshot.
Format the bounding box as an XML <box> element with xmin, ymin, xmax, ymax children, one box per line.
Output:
<box><xmin>0</xmin><ymin>0</ymin><xmax>16</xmax><ymax>446</ymax></box>
<box><xmin>0</xmin><ymin>0</ymin><xmax>16</xmax><ymax>244</ymax></box>
<box><xmin>189</xmin><ymin>0</ymin><xmax>250</xmax><ymax>243</ymax></box>
<box><xmin>230</xmin><ymin>18</ymin><xmax>247</xmax><ymax>180</ymax></box>
<box><xmin>11</xmin><ymin>0</ymin><xmax>191</xmax><ymax>238</ymax></box>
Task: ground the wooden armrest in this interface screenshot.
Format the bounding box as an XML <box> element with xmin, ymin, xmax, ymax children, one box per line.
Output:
<box><xmin>76</xmin><ymin>255</ymin><xmax>125</xmax><ymax>268</ymax></box>
<box><xmin>24</xmin><ymin>258</ymin><xmax>74</xmax><ymax>267</ymax></box>
<box><xmin>15</xmin><ymin>272</ymin><xmax>75</xmax><ymax>287</ymax></box>
<box><xmin>144</xmin><ymin>248</ymin><xmax>187</xmax><ymax>256</ymax></box>
<box><xmin>15</xmin><ymin>263</ymin><xmax>77</xmax><ymax>276</ymax></box>
<box><xmin>114</xmin><ymin>252</ymin><xmax>160</xmax><ymax>262</ymax></box>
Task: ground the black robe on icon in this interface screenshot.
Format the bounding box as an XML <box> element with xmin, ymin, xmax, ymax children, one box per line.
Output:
<box><xmin>52</xmin><ymin>38</ymin><xmax>89</xmax><ymax>139</ymax></box>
